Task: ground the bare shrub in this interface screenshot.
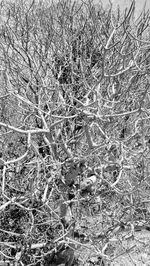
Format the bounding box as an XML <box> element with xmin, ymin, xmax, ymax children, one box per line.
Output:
<box><xmin>0</xmin><ymin>0</ymin><xmax>150</xmax><ymax>265</ymax></box>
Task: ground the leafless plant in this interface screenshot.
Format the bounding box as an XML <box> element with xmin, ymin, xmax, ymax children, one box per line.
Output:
<box><xmin>0</xmin><ymin>0</ymin><xmax>150</xmax><ymax>265</ymax></box>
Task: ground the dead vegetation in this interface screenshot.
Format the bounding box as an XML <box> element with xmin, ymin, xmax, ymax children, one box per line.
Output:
<box><xmin>0</xmin><ymin>0</ymin><xmax>150</xmax><ymax>265</ymax></box>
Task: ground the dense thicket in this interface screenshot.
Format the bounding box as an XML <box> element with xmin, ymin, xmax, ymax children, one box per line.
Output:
<box><xmin>0</xmin><ymin>0</ymin><xmax>150</xmax><ymax>265</ymax></box>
